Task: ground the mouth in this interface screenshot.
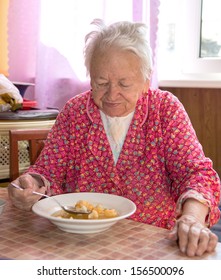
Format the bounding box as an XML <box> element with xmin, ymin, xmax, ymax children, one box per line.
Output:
<box><xmin>104</xmin><ymin>101</ymin><xmax>121</xmax><ymax>107</ymax></box>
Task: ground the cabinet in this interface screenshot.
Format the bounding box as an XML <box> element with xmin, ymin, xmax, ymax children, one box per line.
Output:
<box><xmin>160</xmin><ymin>87</ymin><xmax>221</xmax><ymax>178</ymax></box>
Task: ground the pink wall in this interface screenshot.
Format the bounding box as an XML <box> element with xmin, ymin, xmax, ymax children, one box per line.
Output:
<box><xmin>8</xmin><ymin>0</ymin><xmax>40</xmax><ymax>82</ymax></box>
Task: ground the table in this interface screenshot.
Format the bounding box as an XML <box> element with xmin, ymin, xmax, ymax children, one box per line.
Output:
<box><xmin>0</xmin><ymin>188</ymin><xmax>221</xmax><ymax>260</ymax></box>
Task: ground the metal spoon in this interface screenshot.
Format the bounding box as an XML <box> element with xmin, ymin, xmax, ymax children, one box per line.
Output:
<box><xmin>10</xmin><ymin>182</ymin><xmax>91</xmax><ymax>215</ymax></box>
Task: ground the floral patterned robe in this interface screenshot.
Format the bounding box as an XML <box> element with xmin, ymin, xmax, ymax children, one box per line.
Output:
<box><xmin>27</xmin><ymin>89</ymin><xmax>221</xmax><ymax>229</ymax></box>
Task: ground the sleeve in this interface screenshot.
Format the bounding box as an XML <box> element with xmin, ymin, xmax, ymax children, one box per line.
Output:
<box><xmin>176</xmin><ymin>190</ymin><xmax>211</xmax><ymax>226</ymax></box>
<box><xmin>26</xmin><ymin>99</ymin><xmax>76</xmax><ymax>195</ymax></box>
<box><xmin>160</xmin><ymin>91</ymin><xmax>221</xmax><ymax>226</ymax></box>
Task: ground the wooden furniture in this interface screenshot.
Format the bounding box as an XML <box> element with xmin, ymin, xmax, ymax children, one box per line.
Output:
<box><xmin>0</xmin><ymin>110</ymin><xmax>58</xmax><ymax>179</ymax></box>
<box><xmin>0</xmin><ymin>187</ymin><xmax>220</xmax><ymax>260</ymax></box>
<box><xmin>160</xmin><ymin>87</ymin><xmax>221</xmax><ymax>178</ymax></box>
<box><xmin>9</xmin><ymin>129</ymin><xmax>50</xmax><ymax>181</ymax></box>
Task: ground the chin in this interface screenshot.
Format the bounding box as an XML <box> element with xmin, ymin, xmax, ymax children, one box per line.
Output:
<box><xmin>102</xmin><ymin>106</ymin><xmax>132</xmax><ymax>117</ymax></box>
<box><xmin>104</xmin><ymin>110</ymin><xmax>124</xmax><ymax>117</ymax></box>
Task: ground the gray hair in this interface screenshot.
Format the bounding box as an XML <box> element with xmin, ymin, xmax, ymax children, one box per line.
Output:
<box><xmin>84</xmin><ymin>19</ymin><xmax>153</xmax><ymax>80</ymax></box>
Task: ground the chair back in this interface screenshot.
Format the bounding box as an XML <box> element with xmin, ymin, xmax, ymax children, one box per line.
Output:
<box><xmin>9</xmin><ymin>129</ymin><xmax>50</xmax><ymax>181</ymax></box>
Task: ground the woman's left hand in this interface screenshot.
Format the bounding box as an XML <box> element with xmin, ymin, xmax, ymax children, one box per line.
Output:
<box><xmin>168</xmin><ymin>214</ymin><xmax>218</xmax><ymax>257</ymax></box>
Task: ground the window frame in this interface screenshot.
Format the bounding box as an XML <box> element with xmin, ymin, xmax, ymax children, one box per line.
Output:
<box><xmin>182</xmin><ymin>0</ymin><xmax>221</xmax><ymax>74</ymax></box>
<box><xmin>158</xmin><ymin>0</ymin><xmax>221</xmax><ymax>88</ymax></box>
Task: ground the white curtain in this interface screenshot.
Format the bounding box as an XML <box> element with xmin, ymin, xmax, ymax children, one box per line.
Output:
<box><xmin>36</xmin><ymin>0</ymin><xmax>133</xmax><ymax>109</ymax></box>
<box><xmin>7</xmin><ymin>0</ymin><xmax>160</xmax><ymax>110</ymax></box>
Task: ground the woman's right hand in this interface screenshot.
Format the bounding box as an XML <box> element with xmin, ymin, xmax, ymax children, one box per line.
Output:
<box><xmin>8</xmin><ymin>173</ymin><xmax>46</xmax><ymax>211</ymax></box>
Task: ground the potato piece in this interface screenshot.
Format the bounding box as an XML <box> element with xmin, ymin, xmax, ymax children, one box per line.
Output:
<box><xmin>88</xmin><ymin>209</ymin><xmax>99</xmax><ymax>219</ymax></box>
<box><xmin>75</xmin><ymin>200</ymin><xmax>94</xmax><ymax>211</ymax></box>
<box><xmin>104</xmin><ymin>209</ymin><xmax>118</xmax><ymax>218</ymax></box>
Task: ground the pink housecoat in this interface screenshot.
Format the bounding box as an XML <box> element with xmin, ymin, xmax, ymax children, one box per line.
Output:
<box><xmin>28</xmin><ymin>89</ymin><xmax>221</xmax><ymax>229</ymax></box>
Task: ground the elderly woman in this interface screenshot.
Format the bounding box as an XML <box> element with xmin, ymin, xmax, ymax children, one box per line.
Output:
<box><xmin>8</xmin><ymin>20</ymin><xmax>220</xmax><ymax>257</ymax></box>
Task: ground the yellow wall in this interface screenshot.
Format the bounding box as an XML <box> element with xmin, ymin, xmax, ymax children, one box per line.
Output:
<box><xmin>0</xmin><ymin>0</ymin><xmax>9</xmax><ymax>76</ymax></box>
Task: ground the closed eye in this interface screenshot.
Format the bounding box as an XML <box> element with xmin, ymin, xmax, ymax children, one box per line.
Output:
<box><xmin>98</xmin><ymin>83</ymin><xmax>109</xmax><ymax>87</ymax></box>
<box><xmin>119</xmin><ymin>83</ymin><xmax>131</xmax><ymax>88</ymax></box>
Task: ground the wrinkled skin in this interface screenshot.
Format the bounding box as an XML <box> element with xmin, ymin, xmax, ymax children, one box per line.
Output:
<box><xmin>168</xmin><ymin>212</ymin><xmax>218</xmax><ymax>257</ymax></box>
<box><xmin>8</xmin><ymin>174</ymin><xmax>46</xmax><ymax>211</ymax></box>
<box><xmin>90</xmin><ymin>47</ymin><xmax>149</xmax><ymax>117</ymax></box>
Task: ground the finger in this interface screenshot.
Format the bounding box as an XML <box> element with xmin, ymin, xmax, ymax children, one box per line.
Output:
<box><xmin>194</xmin><ymin>228</ymin><xmax>210</xmax><ymax>256</ymax></box>
<box><xmin>8</xmin><ymin>183</ymin><xmax>24</xmax><ymax>199</ymax></box>
<box><xmin>167</xmin><ymin>224</ymin><xmax>178</xmax><ymax>241</ymax></box>
<box><xmin>185</xmin><ymin>224</ymin><xmax>202</xmax><ymax>257</ymax></box>
<box><xmin>177</xmin><ymin>221</ymin><xmax>190</xmax><ymax>254</ymax></box>
<box><xmin>195</xmin><ymin>229</ymin><xmax>218</xmax><ymax>256</ymax></box>
<box><xmin>36</xmin><ymin>186</ymin><xmax>47</xmax><ymax>195</ymax></box>
<box><xmin>19</xmin><ymin>174</ymin><xmax>44</xmax><ymax>193</ymax></box>
<box><xmin>23</xmin><ymin>187</ymin><xmax>36</xmax><ymax>197</ymax></box>
<box><xmin>17</xmin><ymin>190</ymin><xmax>40</xmax><ymax>210</ymax></box>
<box><xmin>206</xmin><ymin>231</ymin><xmax>218</xmax><ymax>252</ymax></box>
<box><xmin>19</xmin><ymin>174</ymin><xmax>35</xmax><ymax>190</ymax></box>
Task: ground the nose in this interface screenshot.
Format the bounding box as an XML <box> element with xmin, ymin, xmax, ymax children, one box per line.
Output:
<box><xmin>106</xmin><ymin>83</ymin><xmax>120</xmax><ymax>101</ymax></box>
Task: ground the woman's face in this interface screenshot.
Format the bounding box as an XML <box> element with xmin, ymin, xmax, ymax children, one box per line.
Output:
<box><xmin>90</xmin><ymin>48</ymin><xmax>149</xmax><ymax>117</ymax></box>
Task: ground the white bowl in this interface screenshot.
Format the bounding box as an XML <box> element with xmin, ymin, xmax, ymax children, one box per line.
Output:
<box><xmin>0</xmin><ymin>199</ymin><xmax>6</xmax><ymax>215</ymax></box>
<box><xmin>32</xmin><ymin>192</ymin><xmax>136</xmax><ymax>234</ymax></box>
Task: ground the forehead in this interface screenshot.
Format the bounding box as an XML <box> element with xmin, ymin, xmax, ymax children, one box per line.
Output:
<box><xmin>90</xmin><ymin>48</ymin><xmax>142</xmax><ymax>79</ymax></box>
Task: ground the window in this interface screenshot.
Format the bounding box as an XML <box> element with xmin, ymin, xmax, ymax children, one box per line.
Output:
<box><xmin>200</xmin><ymin>0</ymin><xmax>221</xmax><ymax>58</ymax></box>
<box><xmin>157</xmin><ymin>0</ymin><xmax>221</xmax><ymax>87</ymax></box>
